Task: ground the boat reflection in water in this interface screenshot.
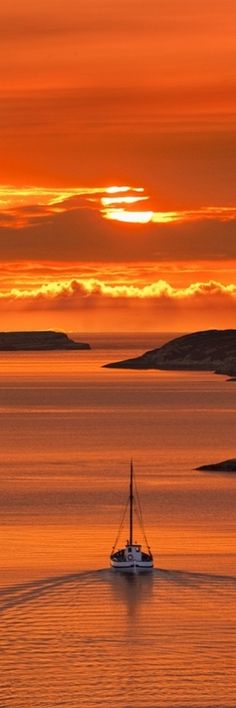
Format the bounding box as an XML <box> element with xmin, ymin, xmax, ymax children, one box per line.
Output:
<box><xmin>110</xmin><ymin>461</ymin><xmax>154</xmax><ymax>572</ymax></box>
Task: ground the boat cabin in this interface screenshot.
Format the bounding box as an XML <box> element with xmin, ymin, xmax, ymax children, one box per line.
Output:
<box><xmin>124</xmin><ymin>542</ymin><xmax>142</xmax><ymax>562</ymax></box>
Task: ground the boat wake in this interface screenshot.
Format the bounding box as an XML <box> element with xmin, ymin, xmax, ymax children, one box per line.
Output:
<box><xmin>0</xmin><ymin>569</ymin><xmax>110</xmax><ymax>613</ymax></box>
<box><xmin>157</xmin><ymin>567</ymin><xmax>236</xmax><ymax>586</ymax></box>
<box><xmin>0</xmin><ymin>566</ymin><xmax>235</xmax><ymax>614</ymax></box>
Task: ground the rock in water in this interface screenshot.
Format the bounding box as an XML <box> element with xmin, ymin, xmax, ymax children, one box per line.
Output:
<box><xmin>0</xmin><ymin>331</ymin><xmax>90</xmax><ymax>350</ymax></box>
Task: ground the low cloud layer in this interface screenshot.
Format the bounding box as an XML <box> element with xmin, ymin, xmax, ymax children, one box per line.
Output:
<box><xmin>0</xmin><ymin>276</ymin><xmax>235</xmax><ymax>332</ymax></box>
<box><xmin>0</xmin><ymin>278</ymin><xmax>236</xmax><ymax>310</ymax></box>
<box><xmin>1</xmin><ymin>276</ymin><xmax>235</xmax><ymax>306</ymax></box>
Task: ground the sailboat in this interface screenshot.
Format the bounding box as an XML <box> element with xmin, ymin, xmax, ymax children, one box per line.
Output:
<box><xmin>110</xmin><ymin>461</ymin><xmax>154</xmax><ymax>571</ymax></box>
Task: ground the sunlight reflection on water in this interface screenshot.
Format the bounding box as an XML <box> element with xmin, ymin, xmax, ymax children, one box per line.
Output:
<box><xmin>0</xmin><ymin>334</ymin><xmax>236</xmax><ymax>706</ymax></box>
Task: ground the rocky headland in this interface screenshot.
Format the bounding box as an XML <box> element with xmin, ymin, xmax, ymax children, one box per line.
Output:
<box><xmin>0</xmin><ymin>331</ymin><xmax>90</xmax><ymax>350</ymax></box>
<box><xmin>104</xmin><ymin>329</ymin><xmax>236</xmax><ymax>379</ymax></box>
<box><xmin>196</xmin><ymin>458</ymin><xmax>236</xmax><ymax>473</ymax></box>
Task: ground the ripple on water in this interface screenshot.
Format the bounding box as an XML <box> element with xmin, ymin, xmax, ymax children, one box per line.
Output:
<box><xmin>0</xmin><ymin>569</ymin><xmax>236</xmax><ymax>707</ymax></box>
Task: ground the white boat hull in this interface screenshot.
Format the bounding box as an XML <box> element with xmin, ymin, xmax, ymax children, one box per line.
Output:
<box><xmin>111</xmin><ymin>561</ymin><xmax>153</xmax><ymax>573</ymax></box>
<box><xmin>111</xmin><ymin>559</ymin><xmax>153</xmax><ymax>572</ymax></box>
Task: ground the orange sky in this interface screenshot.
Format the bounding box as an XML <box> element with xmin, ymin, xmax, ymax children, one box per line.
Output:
<box><xmin>0</xmin><ymin>1</ymin><xmax>235</xmax><ymax>331</ymax></box>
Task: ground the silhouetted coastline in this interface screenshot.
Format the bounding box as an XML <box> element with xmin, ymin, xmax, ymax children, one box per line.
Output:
<box><xmin>104</xmin><ymin>329</ymin><xmax>236</xmax><ymax>380</ymax></box>
<box><xmin>197</xmin><ymin>458</ymin><xmax>236</xmax><ymax>473</ymax></box>
<box><xmin>0</xmin><ymin>331</ymin><xmax>90</xmax><ymax>350</ymax></box>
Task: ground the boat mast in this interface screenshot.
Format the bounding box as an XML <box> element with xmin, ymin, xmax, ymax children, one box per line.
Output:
<box><xmin>129</xmin><ymin>459</ymin><xmax>133</xmax><ymax>545</ymax></box>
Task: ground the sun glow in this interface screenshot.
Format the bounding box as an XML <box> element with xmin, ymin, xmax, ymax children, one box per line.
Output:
<box><xmin>102</xmin><ymin>208</ymin><xmax>154</xmax><ymax>224</ymax></box>
<box><xmin>103</xmin><ymin>204</ymin><xmax>236</xmax><ymax>225</ymax></box>
<box><xmin>101</xmin><ymin>196</ymin><xmax>148</xmax><ymax>207</ymax></box>
<box><xmin>0</xmin><ymin>184</ymin><xmax>235</xmax><ymax>230</ymax></box>
<box><xmin>105</xmin><ymin>186</ymin><xmax>144</xmax><ymax>194</ymax></box>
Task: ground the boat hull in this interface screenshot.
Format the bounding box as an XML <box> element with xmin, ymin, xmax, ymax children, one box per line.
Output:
<box><xmin>111</xmin><ymin>559</ymin><xmax>153</xmax><ymax>572</ymax></box>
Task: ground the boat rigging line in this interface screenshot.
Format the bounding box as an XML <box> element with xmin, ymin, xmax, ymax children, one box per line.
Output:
<box><xmin>134</xmin><ymin>476</ymin><xmax>152</xmax><ymax>554</ymax></box>
<box><xmin>111</xmin><ymin>466</ymin><xmax>152</xmax><ymax>555</ymax></box>
<box><xmin>111</xmin><ymin>495</ymin><xmax>129</xmax><ymax>553</ymax></box>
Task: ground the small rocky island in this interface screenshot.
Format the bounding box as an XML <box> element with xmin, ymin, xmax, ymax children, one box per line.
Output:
<box><xmin>104</xmin><ymin>329</ymin><xmax>236</xmax><ymax>379</ymax></box>
<box><xmin>0</xmin><ymin>331</ymin><xmax>90</xmax><ymax>350</ymax></box>
<box><xmin>197</xmin><ymin>459</ymin><xmax>236</xmax><ymax>472</ymax></box>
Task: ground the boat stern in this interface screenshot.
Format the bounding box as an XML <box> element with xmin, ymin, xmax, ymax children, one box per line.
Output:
<box><xmin>110</xmin><ymin>543</ymin><xmax>153</xmax><ymax>571</ymax></box>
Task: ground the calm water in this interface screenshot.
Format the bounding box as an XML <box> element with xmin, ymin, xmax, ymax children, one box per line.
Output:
<box><xmin>0</xmin><ymin>332</ymin><xmax>236</xmax><ymax>707</ymax></box>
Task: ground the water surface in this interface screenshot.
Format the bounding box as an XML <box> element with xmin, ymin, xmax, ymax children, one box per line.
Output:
<box><xmin>0</xmin><ymin>333</ymin><xmax>235</xmax><ymax>706</ymax></box>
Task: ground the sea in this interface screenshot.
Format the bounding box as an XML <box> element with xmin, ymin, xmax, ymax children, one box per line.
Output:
<box><xmin>0</xmin><ymin>332</ymin><xmax>235</xmax><ymax>708</ymax></box>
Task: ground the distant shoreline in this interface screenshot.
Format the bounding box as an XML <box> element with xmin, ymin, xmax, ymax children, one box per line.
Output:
<box><xmin>0</xmin><ymin>330</ymin><xmax>91</xmax><ymax>351</ymax></box>
<box><xmin>104</xmin><ymin>329</ymin><xmax>236</xmax><ymax>381</ymax></box>
<box><xmin>197</xmin><ymin>458</ymin><xmax>236</xmax><ymax>473</ymax></box>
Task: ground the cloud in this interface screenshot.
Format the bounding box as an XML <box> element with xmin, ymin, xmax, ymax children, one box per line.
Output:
<box><xmin>0</xmin><ymin>202</ymin><xmax>235</xmax><ymax>264</ymax></box>
<box><xmin>103</xmin><ymin>205</ymin><xmax>236</xmax><ymax>225</ymax></box>
<box><xmin>1</xmin><ymin>0</ymin><xmax>235</xmax><ymax>95</ymax></box>
<box><xmin>0</xmin><ymin>185</ymin><xmax>235</xmax><ymax>266</ymax></box>
<box><xmin>0</xmin><ymin>185</ymin><xmax>147</xmax><ymax>228</ymax></box>
<box><xmin>2</xmin><ymin>183</ymin><xmax>235</xmax><ymax>230</ymax></box>
<box><xmin>0</xmin><ymin>270</ymin><xmax>236</xmax><ymax>331</ymax></box>
<box><xmin>0</xmin><ymin>277</ymin><xmax>236</xmax><ymax>311</ymax></box>
<box><xmin>1</xmin><ymin>0</ymin><xmax>232</xmax><ymax>41</ymax></box>
<box><xmin>0</xmin><ymin>88</ymin><xmax>235</xmax><ymax>206</ymax></box>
